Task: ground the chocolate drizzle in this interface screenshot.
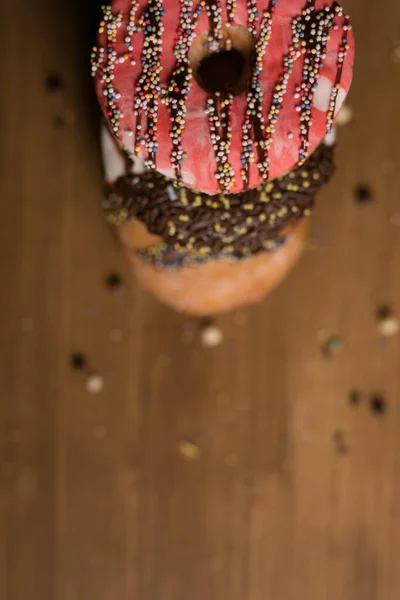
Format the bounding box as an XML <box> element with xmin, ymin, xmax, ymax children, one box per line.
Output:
<box><xmin>226</xmin><ymin>0</ymin><xmax>237</xmax><ymax>24</ymax></box>
<box><xmin>326</xmin><ymin>13</ymin><xmax>351</xmax><ymax>132</ymax></box>
<box><xmin>164</xmin><ymin>0</ymin><xmax>204</xmax><ymax>183</ymax></box>
<box><xmin>91</xmin><ymin>7</ymin><xmax>123</xmax><ymax>135</ymax></box>
<box><xmin>104</xmin><ymin>142</ymin><xmax>335</xmax><ymax>260</ymax></box>
<box><xmin>207</xmin><ymin>94</ymin><xmax>235</xmax><ymax>191</ymax></box>
<box><xmin>241</xmin><ymin>2</ymin><xmax>275</xmax><ymax>188</ymax></box>
<box><xmin>133</xmin><ymin>0</ymin><xmax>165</xmax><ymax>169</ymax></box>
<box><xmin>205</xmin><ymin>0</ymin><xmax>223</xmax><ymax>50</ymax></box>
<box><xmin>125</xmin><ymin>0</ymin><xmax>140</xmax><ymax>51</ymax></box>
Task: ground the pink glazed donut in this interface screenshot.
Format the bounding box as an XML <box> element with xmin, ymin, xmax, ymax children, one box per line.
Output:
<box><xmin>92</xmin><ymin>0</ymin><xmax>354</xmax><ymax>195</ymax></box>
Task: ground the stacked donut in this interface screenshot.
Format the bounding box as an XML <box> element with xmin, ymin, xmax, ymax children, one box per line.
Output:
<box><xmin>93</xmin><ymin>0</ymin><xmax>354</xmax><ymax>314</ymax></box>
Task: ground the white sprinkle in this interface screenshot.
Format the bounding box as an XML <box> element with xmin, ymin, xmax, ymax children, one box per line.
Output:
<box><xmin>324</xmin><ymin>127</ymin><xmax>337</xmax><ymax>147</ymax></box>
<box><xmin>379</xmin><ymin>316</ymin><xmax>400</xmax><ymax>337</ymax></box>
<box><xmin>86</xmin><ymin>373</ymin><xmax>104</xmax><ymax>394</ymax></box>
<box><xmin>201</xmin><ymin>324</ymin><xmax>223</xmax><ymax>347</ymax></box>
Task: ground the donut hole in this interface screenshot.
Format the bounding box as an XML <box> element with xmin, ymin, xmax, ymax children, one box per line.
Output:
<box><xmin>189</xmin><ymin>25</ymin><xmax>256</xmax><ymax>97</ymax></box>
<box><xmin>197</xmin><ymin>49</ymin><xmax>245</xmax><ymax>95</ymax></box>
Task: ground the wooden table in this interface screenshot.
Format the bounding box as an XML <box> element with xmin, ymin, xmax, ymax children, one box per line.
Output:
<box><xmin>1</xmin><ymin>1</ymin><xmax>400</xmax><ymax>598</ymax></box>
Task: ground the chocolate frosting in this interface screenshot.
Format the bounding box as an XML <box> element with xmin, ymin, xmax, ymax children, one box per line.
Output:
<box><xmin>104</xmin><ymin>143</ymin><xmax>335</xmax><ymax>260</ymax></box>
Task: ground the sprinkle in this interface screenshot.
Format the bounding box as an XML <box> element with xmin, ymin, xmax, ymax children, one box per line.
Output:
<box><xmin>70</xmin><ymin>352</ymin><xmax>87</xmax><ymax>370</ymax></box>
<box><xmin>326</xmin><ymin>14</ymin><xmax>351</xmax><ymax>133</ymax></box>
<box><xmin>166</xmin><ymin>184</ymin><xmax>178</xmax><ymax>201</ymax></box>
<box><xmin>200</xmin><ymin>322</ymin><xmax>223</xmax><ymax>347</ymax></box>
<box><xmin>177</xmin><ymin>438</ymin><xmax>201</xmax><ymax>460</ymax></box>
<box><xmin>241</xmin><ymin>1</ymin><xmax>275</xmax><ymax>186</ymax></box>
<box><xmin>133</xmin><ymin>0</ymin><xmax>165</xmax><ymax>168</ymax></box>
<box><xmin>86</xmin><ymin>373</ymin><xmax>104</xmax><ymax>394</ymax></box>
<box><xmin>45</xmin><ymin>72</ymin><xmax>64</xmax><ymax>92</ymax></box>
<box><xmin>324</xmin><ymin>127</ymin><xmax>337</xmax><ymax>147</ymax></box>
<box><xmin>106</xmin><ymin>271</ymin><xmax>124</xmax><ymax>289</ymax></box>
<box><xmin>354</xmin><ymin>184</ymin><xmax>374</xmax><ymax>204</ymax></box>
<box><xmin>370</xmin><ymin>394</ymin><xmax>386</xmax><ymax>417</ymax></box>
<box><xmin>207</xmin><ymin>94</ymin><xmax>235</xmax><ymax>192</ymax></box>
<box><xmin>164</xmin><ymin>0</ymin><xmax>204</xmax><ymax>183</ymax></box>
<box><xmin>322</xmin><ymin>335</ymin><xmax>343</xmax><ymax>357</ymax></box>
<box><xmin>348</xmin><ymin>389</ymin><xmax>361</xmax><ymax>406</ymax></box>
<box><xmin>377</xmin><ymin>305</ymin><xmax>399</xmax><ymax>337</ymax></box>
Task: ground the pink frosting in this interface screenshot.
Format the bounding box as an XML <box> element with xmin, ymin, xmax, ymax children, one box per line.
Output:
<box><xmin>94</xmin><ymin>0</ymin><xmax>355</xmax><ymax>194</ymax></box>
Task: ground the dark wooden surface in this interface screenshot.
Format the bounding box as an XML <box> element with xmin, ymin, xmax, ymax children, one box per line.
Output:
<box><xmin>1</xmin><ymin>1</ymin><xmax>400</xmax><ymax>599</ymax></box>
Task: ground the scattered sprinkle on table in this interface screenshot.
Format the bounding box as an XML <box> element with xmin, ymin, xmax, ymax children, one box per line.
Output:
<box><xmin>378</xmin><ymin>313</ymin><xmax>399</xmax><ymax>337</ymax></box>
<box><xmin>86</xmin><ymin>373</ymin><xmax>104</xmax><ymax>394</ymax></box>
<box><xmin>322</xmin><ymin>335</ymin><xmax>343</xmax><ymax>357</ymax></box>
<box><xmin>370</xmin><ymin>394</ymin><xmax>386</xmax><ymax>417</ymax></box>
<box><xmin>106</xmin><ymin>271</ymin><xmax>123</xmax><ymax>289</ymax></box>
<box><xmin>200</xmin><ymin>322</ymin><xmax>223</xmax><ymax>347</ymax></box>
<box><xmin>348</xmin><ymin>389</ymin><xmax>361</xmax><ymax>406</ymax></box>
<box><xmin>377</xmin><ymin>305</ymin><xmax>399</xmax><ymax>337</ymax></box>
<box><xmin>70</xmin><ymin>352</ymin><xmax>87</xmax><ymax>370</ymax></box>
<box><xmin>45</xmin><ymin>72</ymin><xmax>64</xmax><ymax>92</ymax></box>
<box><xmin>177</xmin><ymin>439</ymin><xmax>201</xmax><ymax>461</ymax></box>
<box><xmin>354</xmin><ymin>184</ymin><xmax>374</xmax><ymax>204</ymax></box>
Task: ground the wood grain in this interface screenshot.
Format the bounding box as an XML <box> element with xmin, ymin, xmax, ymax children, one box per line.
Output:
<box><xmin>1</xmin><ymin>1</ymin><xmax>400</xmax><ymax>599</ymax></box>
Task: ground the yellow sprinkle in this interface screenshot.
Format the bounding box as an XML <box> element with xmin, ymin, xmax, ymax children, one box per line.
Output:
<box><xmin>193</xmin><ymin>196</ymin><xmax>202</xmax><ymax>207</ymax></box>
<box><xmin>180</xmin><ymin>188</ymin><xmax>188</xmax><ymax>206</ymax></box>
